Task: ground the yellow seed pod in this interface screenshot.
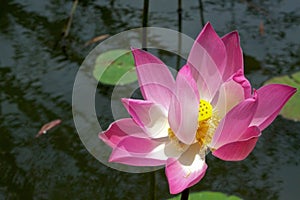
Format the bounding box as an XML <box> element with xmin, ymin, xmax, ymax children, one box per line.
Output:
<box><xmin>198</xmin><ymin>100</ymin><xmax>212</xmax><ymax>121</ymax></box>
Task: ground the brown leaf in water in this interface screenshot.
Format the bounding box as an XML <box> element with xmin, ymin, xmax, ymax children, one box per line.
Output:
<box><xmin>36</xmin><ymin>119</ymin><xmax>62</xmax><ymax>138</ymax></box>
<box><xmin>259</xmin><ymin>21</ymin><xmax>265</xmax><ymax>36</ymax></box>
<box><xmin>84</xmin><ymin>34</ymin><xmax>110</xmax><ymax>47</ymax></box>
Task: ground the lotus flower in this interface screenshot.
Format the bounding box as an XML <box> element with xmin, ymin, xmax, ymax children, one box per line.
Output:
<box><xmin>99</xmin><ymin>23</ymin><xmax>296</xmax><ymax>194</ymax></box>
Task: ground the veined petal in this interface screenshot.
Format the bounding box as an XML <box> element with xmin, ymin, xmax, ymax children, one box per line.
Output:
<box><xmin>214</xmin><ymin>75</ymin><xmax>247</xmax><ymax>118</ymax></box>
<box><xmin>122</xmin><ymin>98</ymin><xmax>169</xmax><ymax>139</ymax></box>
<box><xmin>250</xmin><ymin>84</ymin><xmax>296</xmax><ymax>130</ymax></box>
<box><xmin>187</xmin><ymin>22</ymin><xmax>226</xmax><ymax>101</ymax></box>
<box><xmin>178</xmin><ymin>65</ymin><xmax>199</xmax><ymax>99</ymax></box>
<box><xmin>168</xmin><ymin>65</ymin><xmax>199</xmax><ymax>145</ymax></box>
<box><xmin>192</xmin><ymin>22</ymin><xmax>226</xmax><ymax>74</ymax></box>
<box><xmin>221</xmin><ymin>31</ymin><xmax>243</xmax><ymax>81</ymax></box>
<box><xmin>131</xmin><ymin>48</ymin><xmax>175</xmax><ymax>109</ymax></box>
<box><xmin>99</xmin><ymin>118</ymin><xmax>147</xmax><ymax>148</ymax></box>
<box><xmin>165</xmin><ymin>144</ymin><xmax>208</xmax><ymax>194</ymax></box>
<box><xmin>211</xmin><ymin>94</ymin><xmax>258</xmax><ymax>149</ymax></box>
<box><xmin>109</xmin><ymin>136</ymin><xmax>168</xmax><ymax>166</ymax></box>
<box><xmin>212</xmin><ymin>126</ymin><xmax>261</xmax><ymax>161</ymax></box>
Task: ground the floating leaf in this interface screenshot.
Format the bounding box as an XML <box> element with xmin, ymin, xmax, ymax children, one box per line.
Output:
<box><xmin>264</xmin><ymin>71</ymin><xmax>300</xmax><ymax>121</ymax></box>
<box><xmin>167</xmin><ymin>191</ymin><xmax>241</xmax><ymax>200</ymax></box>
<box><xmin>93</xmin><ymin>49</ymin><xmax>137</xmax><ymax>85</ymax></box>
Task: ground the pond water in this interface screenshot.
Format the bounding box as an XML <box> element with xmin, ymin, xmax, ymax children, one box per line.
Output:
<box><xmin>1</xmin><ymin>0</ymin><xmax>300</xmax><ymax>199</ymax></box>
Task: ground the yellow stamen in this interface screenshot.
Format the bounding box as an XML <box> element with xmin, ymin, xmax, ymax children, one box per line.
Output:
<box><xmin>196</xmin><ymin>100</ymin><xmax>219</xmax><ymax>149</ymax></box>
<box><xmin>168</xmin><ymin>128</ymin><xmax>186</xmax><ymax>150</ymax></box>
<box><xmin>196</xmin><ymin>120</ymin><xmax>209</xmax><ymax>147</ymax></box>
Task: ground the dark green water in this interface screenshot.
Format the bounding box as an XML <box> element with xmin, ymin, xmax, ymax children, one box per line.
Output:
<box><xmin>1</xmin><ymin>0</ymin><xmax>300</xmax><ymax>199</ymax></box>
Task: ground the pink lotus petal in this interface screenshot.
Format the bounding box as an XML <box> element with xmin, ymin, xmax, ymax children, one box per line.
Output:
<box><xmin>178</xmin><ymin>65</ymin><xmax>199</xmax><ymax>99</ymax></box>
<box><xmin>193</xmin><ymin>22</ymin><xmax>226</xmax><ymax>74</ymax></box>
<box><xmin>121</xmin><ymin>98</ymin><xmax>154</xmax><ymax>127</ymax></box>
<box><xmin>187</xmin><ymin>25</ymin><xmax>224</xmax><ymax>101</ymax></box>
<box><xmin>121</xmin><ymin>98</ymin><xmax>169</xmax><ymax>138</ymax></box>
<box><xmin>99</xmin><ymin>118</ymin><xmax>147</xmax><ymax>148</ymax></box>
<box><xmin>109</xmin><ymin>136</ymin><xmax>168</xmax><ymax>166</ymax></box>
<box><xmin>212</xmin><ymin>126</ymin><xmax>261</xmax><ymax>161</ymax></box>
<box><xmin>165</xmin><ymin>144</ymin><xmax>207</xmax><ymax>194</ymax></box>
<box><xmin>250</xmin><ymin>84</ymin><xmax>296</xmax><ymax>130</ymax></box>
<box><xmin>211</xmin><ymin>94</ymin><xmax>258</xmax><ymax>149</ymax></box>
<box><xmin>221</xmin><ymin>31</ymin><xmax>243</xmax><ymax>81</ymax></box>
<box><xmin>168</xmin><ymin>65</ymin><xmax>199</xmax><ymax>144</ymax></box>
<box><xmin>232</xmin><ymin>70</ymin><xmax>252</xmax><ymax>99</ymax></box>
<box><xmin>214</xmin><ymin>76</ymin><xmax>246</xmax><ymax>118</ymax></box>
<box><xmin>131</xmin><ymin>48</ymin><xmax>175</xmax><ymax>109</ymax></box>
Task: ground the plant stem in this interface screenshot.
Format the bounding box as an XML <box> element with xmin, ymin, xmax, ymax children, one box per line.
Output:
<box><xmin>180</xmin><ymin>188</ymin><xmax>190</xmax><ymax>200</ymax></box>
<box><xmin>198</xmin><ymin>0</ymin><xmax>205</xmax><ymax>27</ymax></box>
<box><xmin>176</xmin><ymin>0</ymin><xmax>182</xmax><ymax>71</ymax></box>
<box><xmin>63</xmin><ymin>0</ymin><xmax>78</xmax><ymax>38</ymax></box>
<box><xmin>142</xmin><ymin>0</ymin><xmax>149</xmax><ymax>50</ymax></box>
<box><xmin>150</xmin><ymin>171</ymin><xmax>156</xmax><ymax>200</ymax></box>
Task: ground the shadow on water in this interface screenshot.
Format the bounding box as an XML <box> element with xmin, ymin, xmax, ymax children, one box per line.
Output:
<box><xmin>0</xmin><ymin>0</ymin><xmax>300</xmax><ymax>199</ymax></box>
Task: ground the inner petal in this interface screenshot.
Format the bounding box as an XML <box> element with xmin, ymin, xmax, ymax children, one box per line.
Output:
<box><xmin>146</xmin><ymin>106</ymin><xmax>169</xmax><ymax>138</ymax></box>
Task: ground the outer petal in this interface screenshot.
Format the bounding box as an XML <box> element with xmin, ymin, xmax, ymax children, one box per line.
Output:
<box><xmin>168</xmin><ymin>65</ymin><xmax>199</xmax><ymax>144</ymax></box>
<box><xmin>211</xmin><ymin>94</ymin><xmax>258</xmax><ymax>149</ymax></box>
<box><xmin>215</xmin><ymin>73</ymin><xmax>251</xmax><ymax>118</ymax></box>
<box><xmin>187</xmin><ymin>24</ymin><xmax>224</xmax><ymax>101</ymax></box>
<box><xmin>121</xmin><ymin>98</ymin><xmax>169</xmax><ymax>138</ymax></box>
<box><xmin>250</xmin><ymin>84</ymin><xmax>296</xmax><ymax>130</ymax></box>
<box><xmin>109</xmin><ymin>136</ymin><xmax>168</xmax><ymax>166</ymax></box>
<box><xmin>132</xmin><ymin>48</ymin><xmax>175</xmax><ymax>109</ymax></box>
<box><xmin>212</xmin><ymin>126</ymin><xmax>261</xmax><ymax>161</ymax></box>
<box><xmin>165</xmin><ymin>144</ymin><xmax>207</xmax><ymax>194</ymax></box>
<box><xmin>193</xmin><ymin>22</ymin><xmax>226</xmax><ymax>73</ymax></box>
<box><xmin>221</xmin><ymin>31</ymin><xmax>243</xmax><ymax>81</ymax></box>
<box><xmin>99</xmin><ymin>118</ymin><xmax>147</xmax><ymax>148</ymax></box>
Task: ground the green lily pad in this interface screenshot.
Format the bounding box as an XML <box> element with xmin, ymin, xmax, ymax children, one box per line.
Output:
<box><xmin>264</xmin><ymin>71</ymin><xmax>300</xmax><ymax>121</ymax></box>
<box><xmin>93</xmin><ymin>49</ymin><xmax>137</xmax><ymax>85</ymax></box>
<box><xmin>168</xmin><ymin>191</ymin><xmax>241</xmax><ymax>200</ymax></box>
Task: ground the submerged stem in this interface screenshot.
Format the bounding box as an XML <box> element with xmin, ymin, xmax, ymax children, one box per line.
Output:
<box><xmin>142</xmin><ymin>0</ymin><xmax>149</xmax><ymax>50</ymax></box>
<box><xmin>198</xmin><ymin>0</ymin><xmax>205</xmax><ymax>27</ymax></box>
<box><xmin>150</xmin><ymin>171</ymin><xmax>156</xmax><ymax>200</ymax></box>
<box><xmin>176</xmin><ymin>0</ymin><xmax>182</xmax><ymax>70</ymax></box>
<box><xmin>63</xmin><ymin>0</ymin><xmax>78</xmax><ymax>38</ymax></box>
<box><xmin>180</xmin><ymin>188</ymin><xmax>190</xmax><ymax>200</ymax></box>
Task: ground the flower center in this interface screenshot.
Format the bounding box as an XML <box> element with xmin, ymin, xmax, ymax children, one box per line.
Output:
<box><xmin>168</xmin><ymin>100</ymin><xmax>220</xmax><ymax>151</ymax></box>
<box><xmin>196</xmin><ymin>100</ymin><xmax>219</xmax><ymax>149</ymax></box>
